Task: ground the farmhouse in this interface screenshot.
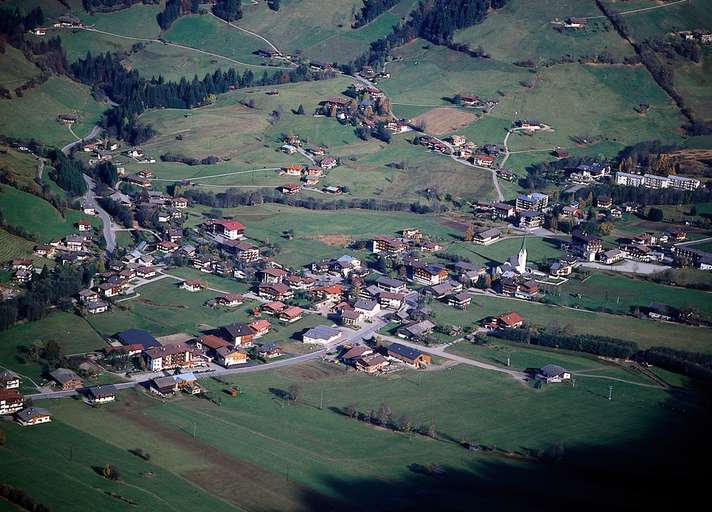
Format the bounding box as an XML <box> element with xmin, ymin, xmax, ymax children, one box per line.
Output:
<box><xmin>341</xmin><ymin>345</ymin><xmax>372</xmax><ymax>363</ymax></box>
<box><xmin>151</xmin><ymin>376</ymin><xmax>178</xmax><ymax>396</ymax></box>
<box><xmin>216</xmin><ymin>293</ymin><xmax>244</xmax><ymax>307</ymax></box>
<box><xmin>258</xmin><ymin>342</ymin><xmax>284</xmax><ymax>359</ymax></box>
<box><xmin>258</xmin><ymin>282</ymin><xmax>294</xmax><ymax>301</ymax></box>
<box><xmin>493</xmin><ymin>202</ymin><xmax>515</xmax><ymax>219</ymax></box>
<box><xmin>387</xmin><ymin>343</ymin><xmax>431</xmax><ymax>368</ymax></box>
<box><xmin>473</xmin><ymin>227</ymin><xmax>501</xmax><ymax>245</ymax></box>
<box><xmin>16</xmin><ymin>407</ymin><xmax>52</xmax><ymax>426</ymax></box>
<box><xmin>372</xmin><ymin>236</ymin><xmax>406</xmax><ymax>256</ymax></box>
<box><xmin>220</xmin><ymin>323</ymin><xmax>256</xmax><ymax>347</ymax></box>
<box><xmin>181</xmin><ymin>279</ymin><xmax>203</xmax><ymax>292</ymax></box>
<box><xmin>518</xmin><ymin>210</ymin><xmax>545</xmax><ymax>229</ymax></box>
<box><xmin>0</xmin><ymin>389</ymin><xmax>23</xmax><ymax>415</ymax></box>
<box><xmin>280</xmin><ymin>183</ymin><xmax>301</xmax><ymax>195</ymax></box>
<box><xmin>571</xmin><ymin>233</ymin><xmax>603</xmax><ymax>260</ymax></box>
<box><xmin>86</xmin><ymin>385</ymin><xmax>117</xmax><ymax>405</ymax></box>
<box><xmin>398</xmin><ymin>320</ymin><xmax>435</xmax><ymax>340</ymax></box>
<box><xmin>536</xmin><ymin>365</ymin><xmax>571</xmax><ymax>383</ymax></box>
<box><xmin>215</xmin><ymin>347</ymin><xmax>248</xmax><ymax>367</ymax></box>
<box><xmin>490</xmin><ymin>311</ymin><xmax>524</xmax><ymax>329</ymax></box>
<box><xmin>249</xmin><ymin>319</ymin><xmax>271</xmax><ymax>338</ymax></box>
<box><xmin>0</xmin><ymin>371</ymin><xmax>20</xmax><ymax>390</ymax></box>
<box><xmin>448</xmin><ymin>292</ymin><xmax>472</xmax><ymax>310</ymax></box>
<box><xmin>205</xmin><ymin>219</ymin><xmax>245</xmax><ymax>240</ymax></box>
<box><xmin>473</xmin><ymin>154</ymin><xmax>495</xmax><ymax>167</ymax></box>
<box><xmin>412</xmin><ymin>263</ymin><xmax>448</xmax><ymax>285</ymax></box>
<box><xmin>85</xmin><ymin>300</ymin><xmax>109</xmax><ymax>314</ymax></box>
<box><xmin>320</xmin><ymin>156</ymin><xmax>337</xmax><ymax>170</ymax></box>
<box><xmin>355</xmin><ymin>354</ymin><xmax>390</xmax><ymax>374</ymax></box>
<box><xmin>49</xmin><ymin>368</ymin><xmax>83</xmax><ymax>390</ymax></box>
<box><xmin>278</xmin><ymin>306</ymin><xmax>305</xmax><ymax>323</ymax></box>
<box><xmin>302</xmin><ymin>325</ymin><xmax>342</xmax><ymax>344</ymax></box>
<box><xmin>143</xmin><ymin>343</ymin><xmax>201</xmax><ymax>372</ymax></box>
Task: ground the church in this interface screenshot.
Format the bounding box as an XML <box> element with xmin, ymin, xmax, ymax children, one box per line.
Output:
<box><xmin>496</xmin><ymin>237</ymin><xmax>528</xmax><ymax>276</ymax></box>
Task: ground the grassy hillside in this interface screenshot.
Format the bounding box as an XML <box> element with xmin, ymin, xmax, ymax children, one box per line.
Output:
<box><xmin>454</xmin><ymin>0</ymin><xmax>634</xmax><ymax>62</ymax></box>
<box><xmin>0</xmin><ymin>76</ymin><xmax>106</xmax><ymax>147</ymax></box>
<box><xmin>0</xmin><ymin>45</ymin><xmax>42</xmax><ymax>94</ymax></box>
<box><xmin>0</xmin><ymin>184</ymin><xmax>99</xmax><ymax>242</ymax></box>
<box><xmin>0</xmin><ymin>228</ymin><xmax>37</xmax><ymax>262</ymax></box>
<box><xmin>0</xmin><ymin>145</ymin><xmax>40</xmax><ymax>189</ymax></box>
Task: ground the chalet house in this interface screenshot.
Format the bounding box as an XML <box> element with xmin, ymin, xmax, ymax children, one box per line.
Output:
<box><xmin>16</xmin><ymin>407</ymin><xmax>52</xmax><ymax>426</ymax></box>
<box><xmin>215</xmin><ymin>346</ymin><xmax>248</xmax><ymax>367</ymax></box>
<box><xmin>473</xmin><ymin>227</ymin><xmax>501</xmax><ymax>245</ymax></box>
<box><xmin>256</xmin><ymin>47</ymin><xmax>280</xmax><ymax>58</ymax></box>
<box><xmin>341</xmin><ymin>308</ymin><xmax>363</xmax><ymax>327</ymax></box>
<box><xmin>280</xmin><ymin>183</ymin><xmax>301</xmax><ymax>195</ymax></box>
<box><xmin>157</xmin><ymin>240</ymin><xmax>178</xmax><ymax>253</ymax></box>
<box><xmin>33</xmin><ymin>244</ymin><xmax>56</xmax><ymax>258</ymax></box>
<box><xmin>260</xmin><ymin>268</ymin><xmax>288</xmax><ymax>284</ymax></box>
<box><xmin>496</xmin><ymin>168</ymin><xmax>516</xmax><ymax>181</ymax></box>
<box><xmin>667</xmin><ymin>230</ymin><xmax>687</xmax><ymax>242</ymax></box>
<box><xmin>173</xmin><ymin>197</ymin><xmax>188</xmax><ymax>209</ymax></box>
<box><xmin>216</xmin><ymin>294</ymin><xmax>244</xmax><ymax>307</ymax></box>
<box><xmin>205</xmin><ymin>219</ymin><xmax>245</xmax><ymax>240</ymax></box>
<box><xmin>625</xmin><ymin>243</ymin><xmax>653</xmax><ymax>261</ymax></box>
<box><xmin>489</xmin><ymin>311</ymin><xmax>524</xmax><ymax>329</ymax></box>
<box><xmin>341</xmin><ymin>345</ymin><xmax>372</xmax><ymax>364</ymax></box>
<box><xmin>143</xmin><ymin>343</ymin><xmax>200</xmax><ymax>371</ymax></box>
<box><xmin>136</xmin><ymin>266</ymin><xmax>157</xmax><ymax>279</ymax></box>
<box><xmin>262</xmin><ymin>301</ymin><xmax>286</xmax><ymax>315</ymax></box>
<box><xmin>278</xmin><ymin>306</ymin><xmax>304</xmax><ymax>323</ymax></box>
<box><xmin>0</xmin><ymin>389</ymin><xmax>23</xmax><ymax>415</ymax></box>
<box><xmin>596</xmin><ymin>196</ymin><xmax>613</xmax><ymax>209</ymax></box>
<box><xmin>493</xmin><ymin>202</ymin><xmax>515</xmax><ymax>219</ymax></box>
<box><xmin>397</xmin><ymin>320</ymin><xmax>435</xmax><ymax>340</ymax></box>
<box><xmin>412</xmin><ymin>263</ymin><xmax>449</xmax><ymax>286</ymax></box>
<box><xmin>536</xmin><ymin>364</ymin><xmax>571</xmax><ymax>383</ymax></box>
<box><xmin>248</xmin><ymin>319</ymin><xmax>271</xmax><ymax>339</ymax></box>
<box><xmin>49</xmin><ymin>368</ymin><xmax>83</xmax><ymax>390</ymax></box>
<box><xmin>354</xmin><ymin>299</ymin><xmax>380</xmax><ymax>318</ymax></box>
<box><xmin>258</xmin><ymin>342</ymin><xmax>284</xmax><ymax>359</ymax></box>
<box><xmin>560</xmin><ymin>205</ymin><xmax>583</xmax><ymax>221</ymax></box>
<box><xmin>387</xmin><ymin>343</ymin><xmax>431</xmax><ymax>368</ymax></box>
<box><xmin>603</xmin><ymin>249</ymin><xmax>625</xmax><ymax>265</ymax></box>
<box><xmin>124</xmin><ymin>175</ymin><xmax>151</xmax><ymax>188</ymax></box>
<box><xmin>553</xmin><ymin>149</ymin><xmax>570</xmax><ymax>159</ymax></box>
<box><xmin>355</xmin><ymin>354</ymin><xmax>389</xmax><ymax>374</ymax></box>
<box><xmin>117</xmin><ymin>328</ymin><xmax>161</xmax><ymax>350</ymax></box>
<box><xmin>76</xmin><ymin>220</ymin><xmax>92</xmax><ymax>232</ymax></box>
<box><xmin>220</xmin><ymin>323</ymin><xmax>255</xmax><ymax>347</ymax></box>
<box><xmin>376</xmin><ymin>276</ymin><xmax>407</xmax><ymax>294</ymax></box>
<box><xmin>85</xmin><ymin>300</ymin><xmax>109</xmax><ymax>314</ymax></box>
<box><xmin>302</xmin><ymin>176</ymin><xmax>320</xmax><ymax>186</ymax></box>
<box><xmin>282</xmin><ymin>165</ymin><xmax>303</xmax><ymax>176</ymax></box>
<box><xmin>498</xmin><ymin>277</ymin><xmax>521</xmax><ymax>297</ymax></box>
<box><xmin>518</xmin><ymin>211</ymin><xmax>545</xmax><ymax>229</ymax></box>
<box><xmin>515</xmin><ymin>280</ymin><xmax>540</xmax><ymax>300</ymax></box>
<box><xmin>0</xmin><ymin>371</ymin><xmax>20</xmax><ymax>390</ymax></box>
<box><xmin>87</xmin><ymin>385</ymin><xmax>117</xmax><ymax>405</ymax></box>
<box><xmin>571</xmin><ymin>233</ymin><xmax>603</xmax><ymax>260</ymax></box>
<box><xmin>515</xmin><ymin>119</ymin><xmax>544</xmax><ymax>130</ymax></box>
<box><xmin>181</xmin><ymin>279</ymin><xmax>203</xmax><ymax>292</ymax></box>
<box><xmin>320</xmin><ymin>156</ymin><xmax>337</xmax><ymax>170</ymax></box>
<box><xmin>286</xmin><ymin>274</ymin><xmax>315</xmax><ymax>290</ymax></box>
<box><xmin>151</xmin><ymin>376</ymin><xmax>178</xmax><ymax>396</ymax></box>
<box><xmin>11</xmin><ymin>259</ymin><xmax>33</xmax><ymax>272</ymax></box>
<box><xmin>549</xmin><ymin>260</ymin><xmax>574</xmax><ymax>277</ymax></box>
<box><xmin>324</xmin><ymin>185</ymin><xmax>343</xmax><ymax>194</ymax></box>
<box><xmin>473</xmin><ymin>154</ymin><xmax>495</xmax><ymax>167</ymax></box>
<box><xmin>372</xmin><ymin>236</ymin><xmax>406</xmax><ymax>256</ymax></box>
<box><xmin>516</xmin><ymin>193</ymin><xmax>549</xmax><ymax>212</ymax></box>
<box><xmin>65</xmin><ymin>235</ymin><xmax>88</xmax><ymax>252</ymax></box>
<box><xmin>311</xmin><ymin>284</ymin><xmax>343</xmax><ymax>303</ymax></box>
<box><xmin>420</xmin><ymin>136</ymin><xmax>452</xmax><ymax>154</ymax></box>
<box><xmin>460</xmin><ymin>95</ymin><xmax>479</xmax><ymax>106</ymax></box>
<box><xmin>302</xmin><ymin>325</ymin><xmax>342</xmax><ymax>344</ymax></box>
<box><xmin>12</xmin><ymin>269</ymin><xmax>32</xmax><ymax>284</ymax></box>
<box><xmin>448</xmin><ymin>292</ymin><xmax>472</xmax><ymax>309</ymax></box>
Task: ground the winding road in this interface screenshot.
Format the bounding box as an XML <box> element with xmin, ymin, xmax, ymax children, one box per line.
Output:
<box><xmin>82</xmin><ymin>174</ymin><xmax>117</xmax><ymax>254</ymax></box>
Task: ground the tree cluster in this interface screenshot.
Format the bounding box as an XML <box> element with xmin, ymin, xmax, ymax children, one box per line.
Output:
<box><xmin>352</xmin><ymin>0</ymin><xmax>400</xmax><ymax>28</ymax></box>
<box><xmin>97</xmin><ymin>197</ymin><xmax>133</xmax><ymax>228</ymax></box>
<box><xmin>643</xmin><ymin>347</ymin><xmax>712</xmax><ymax>381</ymax></box>
<box><xmin>50</xmin><ymin>150</ymin><xmax>88</xmax><ymax>196</ymax></box>
<box><xmin>0</xmin><ymin>263</ymin><xmax>95</xmax><ymax>332</ymax></box>
<box><xmin>212</xmin><ymin>0</ymin><xmax>242</xmax><ymax>22</ymax></box>
<box><xmin>0</xmin><ymin>484</ymin><xmax>52</xmax><ymax>512</ymax></box>
<box><xmin>493</xmin><ymin>328</ymin><xmax>638</xmax><ymax>359</ymax></box>
<box><xmin>93</xmin><ymin>160</ymin><xmax>119</xmax><ymax>187</ymax></box>
<box><xmin>0</xmin><ymin>6</ymin><xmax>44</xmax><ymax>47</ymax></box>
<box><xmin>82</xmin><ymin>0</ymin><xmax>152</xmax><ymax>13</ymax></box>
<box><xmin>160</xmin><ymin>153</ymin><xmax>219</xmax><ymax>166</ymax></box>
<box><xmin>71</xmin><ymin>52</ymin><xmax>332</xmax><ymax>144</ymax></box>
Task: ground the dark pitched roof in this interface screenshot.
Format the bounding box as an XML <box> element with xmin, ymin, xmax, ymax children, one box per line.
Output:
<box><xmin>117</xmin><ymin>329</ymin><xmax>161</xmax><ymax>349</ymax></box>
<box><xmin>388</xmin><ymin>343</ymin><xmax>425</xmax><ymax>361</ymax></box>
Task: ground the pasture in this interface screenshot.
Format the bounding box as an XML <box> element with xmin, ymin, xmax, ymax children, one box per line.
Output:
<box><xmin>618</xmin><ymin>0</ymin><xmax>712</xmax><ymax>41</ymax></box>
<box><xmin>0</xmin><ymin>46</ymin><xmax>41</xmax><ymax>94</ymax></box>
<box><xmin>674</xmin><ymin>48</ymin><xmax>712</xmax><ymax>122</ymax></box>
<box><xmin>0</xmin><ymin>311</ymin><xmax>106</xmax><ymax>381</ymax></box>
<box><xmin>0</xmin><ymin>184</ymin><xmax>99</xmax><ymax>242</ymax></box>
<box><xmin>427</xmin><ymin>295</ymin><xmax>712</xmax><ymax>353</ymax></box>
<box><xmin>0</xmin><ymin>144</ymin><xmax>39</xmax><ymax>189</ymax></box>
<box><xmin>124</xmin><ymin>43</ymin><xmax>238</xmax><ymax>82</ymax></box>
<box><xmin>444</xmin><ymin>236</ymin><xmax>565</xmax><ymax>266</ymax></box>
<box><xmin>453</xmin><ymin>0</ymin><xmax>634</xmax><ymax>62</ymax></box>
<box><xmin>9</xmin><ymin>358</ymin><xmax>706</xmax><ymax>511</ymax></box>
<box><xmin>0</xmin><ymin>228</ymin><xmax>36</xmax><ymax>261</ymax></box>
<box><xmin>0</xmin><ymin>76</ymin><xmax>106</xmax><ymax>147</ymax></box>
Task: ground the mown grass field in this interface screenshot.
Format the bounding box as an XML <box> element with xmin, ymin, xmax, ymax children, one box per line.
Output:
<box><xmin>454</xmin><ymin>0</ymin><xmax>634</xmax><ymax>62</ymax></box>
<box><xmin>0</xmin><ymin>76</ymin><xmax>106</xmax><ymax>147</ymax></box>
<box><xmin>445</xmin><ymin>236</ymin><xmax>565</xmax><ymax>266</ymax></box>
<box><xmin>0</xmin><ymin>311</ymin><xmax>106</xmax><ymax>381</ymax></box>
<box><xmin>124</xmin><ymin>42</ymin><xmax>240</xmax><ymax>82</ymax></box>
<box><xmin>5</xmin><ymin>358</ymin><xmax>705</xmax><ymax>511</ymax></box>
<box><xmin>427</xmin><ymin>295</ymin><xmax>712</xmax><ymax>353</ymax></box>
<box><xmin>674</xmin><ymin>48</ymin><xmax>712</xmax><ymax>121</ymax></box>
<box><xmin>616</xmin><ymin>0</ymin><xmax>712</xmax><ymax>41</ymax></box>
<box><xmin>0</xmin><ymin>144</ymin><xmax>39</xmax><ymax>188</ymax></box>
<box><xmin>547</xmin><ymin>271</ymin><xmax>712</xmax><ymax>318</ymax></box>
<box><xmin>0</xmin><ymin>184</ymin><xmax>100</xmax><ymax>242</ymax></box>
<box><xmin>0</xmin><ymin>228</ymin><xmax>36</xmax><ymax>261</ymax></box>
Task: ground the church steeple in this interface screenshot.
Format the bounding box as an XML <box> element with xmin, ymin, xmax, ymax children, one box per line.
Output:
<box><xmin>517</xmin><ymin>236</ymin><xmax>527</xmax><ymax>273</ymax></box>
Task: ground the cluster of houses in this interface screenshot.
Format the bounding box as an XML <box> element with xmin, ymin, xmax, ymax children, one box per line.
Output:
<box><xmin>315</xmin><ymin>85</ymin><xmax>390</xmax><ymax>129</ymax></box>
<box><xmin>676</xmin><ymin>30</ymin><xmax>712</xmax><ymax>44</ymax></box>
<box><xmin>457</xmin><ymin>94</ymin><xmax>499</xmax><ymax>111</ymax></box>
<box><xmin>277</xmin><ymin>135</ymin><xmax>341</xmax><ymax>193</ymax></box>
<box><xmin>337</xmin><ymin>342</ymin><xmax>431</xmax><ymax>374</ymax></box>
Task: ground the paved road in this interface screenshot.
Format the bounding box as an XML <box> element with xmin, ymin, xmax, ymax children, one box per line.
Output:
<box><xmin>579</xmin><ymin>0</ymin><xmax>688</xmax><ymax>20</ymax></box>
<box><xmin>61</xmin><ymin>124</ymin><xmax>101</xmax><ymax>154</ymax></box>
<box><xmin>82</xmin><ymin>174</ymin><xmax>117</xmax><ymax>254</ymax></box>
<box><xmin>150</xmin><ymin>167</ymin><xmax>280</xmax><ymax>183</ymax></box>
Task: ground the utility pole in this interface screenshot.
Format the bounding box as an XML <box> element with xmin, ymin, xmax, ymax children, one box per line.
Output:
<box><xmin>608</xmin><ymin>385</ymin><xmax>613</xmax><ymax>401</ymax></box>
<box><xmin>572</xmin><ymin>378</ymin><xmax>576</xmax><ymax>388</ymax></box>
<box><xmin>319</xmin><ymin>387</ymin><xmax>324</xmax><ymax>410</ymax></box>
<box><xmin>193</xmin><ymin>422</ymin><xmax>197</xmax><ymax>439</ymax></box>
<box><xmin>506</xmin><ymin>355</ymin><xmax>510</xmax><ymax>367</ymax></box>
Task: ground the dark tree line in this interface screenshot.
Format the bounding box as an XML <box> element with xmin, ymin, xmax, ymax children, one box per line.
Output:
<box><xmin>184</xmin><ymin>187</ymin><xmax>449</xmax><ymax>214</ymax></box>
<box><xmin>212</xmin><ymin>0</ymin><xmax>242</xmax><ymax>22</ymax></box>
<box><xmin>83</xmin><ymin>0</ymin><xmax>160</xmax><ymax>12</ymax></box>
<box><xmin>97</xmin><ymin>197</ymin><xmax>133</xmax><ymax>228</ymax></box>
<box><xmin>49</xmin><ymin>150</ymin><xmax>88</xmax><ymax>196</ymax></box>
<box><xmin>0</xmin><ymin>263</ymin><xmax>95</xmax><ymax>332</ymax></box>
<box><xmin>340</xmin><ymin>0</ymin><xmax>507</xmax><ymax>73</ymax></box>
<box><xmin>644</xmin><ymin>347</ymin><xmax>712</xmax><ymax>381</ymax></box>
<box><xmin>493</xmin><ymin>329</ymin><xmax>638</xmax><ymax>359</ymax></box>
<box><xmin>353</xmin><ymin>0</ymin><xmax>401</xmax><ymax>28</ymax></box>
<box><xmin>573</xmin><ymin>183</ymin><xmax>712</xmax><ymax>207</ymax></box>
<box><xmin>0</xmin><ymin>6</ymin><xmax>44</xmax><ymax>47</ymax></box>
<box><xmin>93</xmin><ymin>160</ymin><xmax>119</xmax><ymax>187</ymax></box>
<box><xmin>71</xmin><ymin>52</ymin><xmax>333</xmax><ymax>144</ymax></box>
<box><xmin>156</xmin><ymin>0</ymin><xmax>199</xmax><ymax>30</ymax></box>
